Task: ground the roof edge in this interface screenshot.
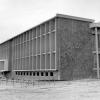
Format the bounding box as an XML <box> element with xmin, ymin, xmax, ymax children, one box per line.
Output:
<box><xmin>0</xmin><ymin>14</ymin><xmax>95</xmax><ymax>45</ymax></box>
<box><xmin>56</xmin><ymin>14</ymin><xmax>94</xmax><ymax>22</ymax></box>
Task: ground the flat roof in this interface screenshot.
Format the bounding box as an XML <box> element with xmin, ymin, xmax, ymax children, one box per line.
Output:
<box><xmin>56</xmin><ymin>14</ymin><xmax>94</xmax><ymax>22</ymax></box>
<box><xmin>0</xmin><ymin>14</ymin><xmax>94</xmax><ymax>45</ymax></box>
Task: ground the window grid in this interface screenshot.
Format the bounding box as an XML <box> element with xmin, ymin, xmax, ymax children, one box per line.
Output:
<box><xmin>11</xmin><ymin>18</ymin><xmax>56</xmax><ymax>71</ymax></box>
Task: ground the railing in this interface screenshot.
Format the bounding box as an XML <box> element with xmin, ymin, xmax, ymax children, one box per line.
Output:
<box><xmin>0</xmin><ymin>78</ymin><xmax>57</xmax><ymax>88</ymax></box>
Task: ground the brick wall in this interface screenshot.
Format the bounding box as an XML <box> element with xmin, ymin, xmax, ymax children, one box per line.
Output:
<box><xmin>57</xmin><ymin>17</ymin><xmax>95</xmax><ymax>80</ymax></box>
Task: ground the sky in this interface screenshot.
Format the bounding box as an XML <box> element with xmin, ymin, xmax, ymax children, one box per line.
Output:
<box><xmin>0</xmin><ymin>0</ymin><xmax>100</xmax><ymax>43</ymax></box>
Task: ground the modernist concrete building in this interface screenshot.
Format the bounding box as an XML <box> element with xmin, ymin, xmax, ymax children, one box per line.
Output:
<box><xmin>0</xmin><ymin>14</ymin><xmax>98</xmax><ymax>81</ymax></box>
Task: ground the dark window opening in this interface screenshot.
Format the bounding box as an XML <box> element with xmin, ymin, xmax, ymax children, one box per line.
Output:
<box><xmin>33</xmin><ymin>72</ymin><xmax>35</xmax><ymax>76</ymax></box>
<box><xmin>37</xmin><ymin>72</ymin><xmax>39</xmax><ymax>76</ymax></box>
<box><xmin>27</xmin><ymin>72</ymin><xmax>28</xmax><ymax>75</ymax></box>
<box><xmin>24</xmin><ymin>72</ymin><xmax>25</xmax><ymax>75</ymax></box>
<box><xmin>50</xmin><ymin>72</ymin><xmax>53</xmax><ymax>76</ymax></box>
<box><xmin>30</xmin><ymin>72</ymin><xmax>32</xmax><ymax>76</ymax></box>
<box><xmin>21</xmin><ymin>72</ymin><xmax>22</xmax><ymax>75</ymax></box>
<box><xmin>45</xmin><ymin>72</ymin><xmax>48</xmax><ymax>76</ymax></box>
<box><xmin>16</xmin><ymin>72</ymin><xmax>17</xmax><ymax>75</ymax></box>
<box><xmin>41</xmin><ymin>72</ymin><xmax>44</xmax><ymax>76</ymax></box>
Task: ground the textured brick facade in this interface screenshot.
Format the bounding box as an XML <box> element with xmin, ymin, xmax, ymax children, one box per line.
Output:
<box><xmin>57</xmin><ymin>17</ymin><xmax>95</xmax><ymax>80</ymax></box>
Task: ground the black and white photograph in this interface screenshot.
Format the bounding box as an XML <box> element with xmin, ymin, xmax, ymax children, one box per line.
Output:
<box><xmin>0</xmin><ymin>0</ymin><xmax>100</xmax><ymax>100</ymax></box>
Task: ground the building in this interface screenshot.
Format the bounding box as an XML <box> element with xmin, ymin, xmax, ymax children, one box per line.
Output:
<box><xmin>0</xmin><ymin>14</ymin><xmax>97</xmax><ymax>81</ymax></box>
<box><xmin>90</xmin><ymin>23</ymin><xmax>100</xmax><ymax>79</ymax></box>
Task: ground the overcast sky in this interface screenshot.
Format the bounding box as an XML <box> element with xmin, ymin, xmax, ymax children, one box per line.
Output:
<box><xmin>0</xmin><ymin>0</ymin><xmax>100</xmax><ymax>43</ymax></box>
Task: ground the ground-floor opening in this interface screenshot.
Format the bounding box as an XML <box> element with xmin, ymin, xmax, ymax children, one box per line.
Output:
<box><xmin>11</xmin><ymin>70</ymin><xmax>60</xmax><ymax>81</ymax></box>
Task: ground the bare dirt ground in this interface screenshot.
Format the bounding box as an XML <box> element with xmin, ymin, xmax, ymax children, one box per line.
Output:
<box><xmin>0</xmin><ymin>79</ymin><xmax>100</xmax><ymax>100</ymax></box>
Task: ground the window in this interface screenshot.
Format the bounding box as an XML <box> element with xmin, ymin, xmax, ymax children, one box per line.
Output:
<box><xmin>16</xmin><ymin>72</ymin><xmax>17</xmax><ymax>75</ymax></box>
<box><xmin>45</xmin><ymin>72</ymin><xmax>48</xmax><ymax>76</ymax></box>
<box><xmin>50</xmin><ymin>72</ymin><xmax>53</xmax><ymax>76</ymax></box>
<box><xmin>33</xmin><ymin>72</ymin><xmax>35</xmax><ymax>76</ymax></box>
<box><xmin>37</xmin><ymin>72</ymin><xmax>39</xmax><ymax>76</ymax></box>
<box><xmin>21</xmin><ymin>72</ymin><xmax>22</xmax><ymax>75</ymax></box>
<box><xmin>27</xmin><ymin>72</ymin><xmax>28</xmax><ymax>75</ymax></box>
<box><xmin>41</xmin><ymin>72</ymin><xmax>44</xmax><ymax>76</ymax></box>
<box><xmin>30</xmin><ymin>72</ymin><xmax>32</xmax><ymax>76</ymax></box>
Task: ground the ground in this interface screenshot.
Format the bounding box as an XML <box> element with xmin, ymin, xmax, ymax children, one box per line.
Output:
<box><xmin>0</xmin><ymin>79</ymin><xmax>100</xmax><ymax>100</ymax></box>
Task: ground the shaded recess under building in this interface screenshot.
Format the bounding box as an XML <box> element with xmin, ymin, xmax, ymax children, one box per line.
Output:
<box><xmin>0</xmin><ymin>14</ymin><xmax>98</xmax><ymax>81</ymax></box>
